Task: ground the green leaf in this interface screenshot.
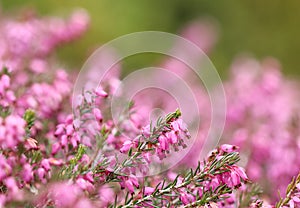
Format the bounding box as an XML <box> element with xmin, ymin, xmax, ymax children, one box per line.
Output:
<box><xmin>23</xmin><ymin>109</ymin><xmax>36</xmax><ymax>130</ymax></box>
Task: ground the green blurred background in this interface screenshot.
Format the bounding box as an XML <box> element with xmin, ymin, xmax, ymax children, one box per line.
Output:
<box><xmin>2</xmin><ymin>0</ymin><xmax>300</xmax><ymax>78</ymax></box>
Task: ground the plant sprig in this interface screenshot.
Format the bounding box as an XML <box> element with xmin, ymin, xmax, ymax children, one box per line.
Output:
<box><xmin>276</xmin><ymin>173</ymin><xmax>300</xmax><ymax>208</ymax></box>
<box><xmin>120</xmin><ymin>151</ymin><xmax>243</xmax><ymax>207</ymax></box>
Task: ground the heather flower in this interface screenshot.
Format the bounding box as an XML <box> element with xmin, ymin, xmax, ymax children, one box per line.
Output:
<box><xmin>0</xmin><ymin>8</ymin><xmax>300</xmax><ymax>208</ymax></box>
<box><xmin>21</xmin><ymin>163</ymin><xmax>33</xmax><ymax>183</ymax></box>
<box><xmin>54</xmin><ymin>115</ymin><xmax>81</xmax><ymax>149</ymax></box>
<box><xmin>117</xmin><ymin>109</ymin><xmax>189</xmax><ymax>177</ymax></box>
<box><xmin>144</xmin><ymin>187</ymin><xmax>155</xmax><ymax>195</ymax></box>
<box><xmin>0</xmin><ymin>74</ymin><xmax>15</xmax><ymax>108</ymax></box>
<box><xmin>0</xmin><ymin>155</ymin><xmax>12</xmax><ymax>181</ymax></box>
<box><xmin>95</xmin><ymin>87</ymin><xmax>108</xmax><ymax>98</ymax></box>
<box><xmin>93</xmin><ymin>108</ymin><xmax>103</xmax><ymax>122</ymax></box>
<box><xmin>276</xmin><ymin>173</ymin><xmax>300</xmax><ymax>208</ymax></box>
<box><xmin>223</xmin><ymin>58</ymin><xmax>300</xmax><ymax>201</ymax></box>
<box><xmin>76</xmin><ymin>177</ymin><xmax>94</xmax><ymax>192</ymax></box>
<box><xmin>120</xmin><ymin>140</ymin><xmax>134</xmax><ymax>153</ymax></box>
<box><xmin>36</xmin><ymin>167</ymin><xmax>47</xmax><ymax>184</ymax></box>
<box><xmin>37</xmin><ymin>182</ymin><xmax>93</xmax><ymax>207</ymax></box>
<box><xmin>0</xmin><ymin>10</ymin><xmax>89</xmax><ymax>66</ymax></box>
<box><xmin>3</xmin><ymin>177</ymin><xmax>23</xmax><ymax>202</ymax></box>
<box><xmin>18</xmin><ymin>70</ymin><xmax>72</xmax><ymax>119</ymax></box>
<box><xmin>98</xmin><ymin>185</ymin><xmax>115</xmax><ymax>203</ymax></box>
<box><xmin>0</xmin><ymin>114</ymin><xmax>26</xmax><ymax>149</ymax></box>
<box><xmin>120</xmin><ymin>176</ymin><xmax>139</xmax><ymax>194</ymax></box>
<box><xmin>119</xmin><ymin>144</ymin><xmax>248</xmax><ymax>207</ymax></box>
<box><xmin>24</xmin><ymin>138</ymin><xmax>38</xmax><ymax>150</ymax></box>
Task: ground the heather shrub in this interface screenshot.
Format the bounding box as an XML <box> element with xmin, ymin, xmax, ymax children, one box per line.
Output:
<box><xmin>0</xmin><ymin>10</ymin><xmax>299</xmax><ymax>208</ymax></box>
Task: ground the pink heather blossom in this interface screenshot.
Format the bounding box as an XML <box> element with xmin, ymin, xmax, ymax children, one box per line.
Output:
<box><xmin>4</xmin><ymin>177</ymin><xmax>23</xmax><ymax>201</ymax></box>
<box><xmin>21</xmin><ymin>163</ymin><xmax>33</xmax><ymax>183</ymax></box>
<box><xmin>51</xmin><ymin>142</ymin><xmax>61</xmax><ymax>155</ymax></box>
<box><xmin>0</xmin><ymin>10</ymin><xmax>89</xmax><ymax>70</ymax></box>
<box><xmin>0</xmin><ymin>155</ymin><xmax>12</xmax><ymax>181</ymax></box>
<box><xmin>180</xmin><ymin>191</ymin><xmax>196</xmax><ymax>205</ymax></box>
<box><xmin>165</xmin><ymin>130</ymin><xmax>178</xmax><ymax>144</ymax></box>
<box><xmin>276</xmin><ymin>177</ymin><xmax>300</xmax><ymax>208</ymax></box>
<box><xmin>93</xmin><ymin>108</ymin><xmax>103</xmax><ymax>122</ymax></box>
<box><xmin>144</xmin><ymin>187</ymin><xmax>155</xmax><ymax>195</ymax></box>
<box><xmin>98</xmin><ymin>185</ymin><xmax>115</xmax><ymax>206</ymax></box>
<box><xmin>74</xmin><ymin>198</ymin><xmax>94</xmax><ymax>208</ymax></box>
<box><xmin>29</xmin><ymin>59</ymin><xmax>48</xmax><ymax>74</ymax></box>
<box><xmin>41</xmin><ymin>159</ymin><xmax>51</xmax><ymax>171</ymax></box>
<box><xmin>158</xmin><ymin>135</ymin><xmax>169</xmax><ymax>151</ymax></box>
<box><xmin>0</xmin><ymin>115</ymin><xmax>26</xmax><ymax>149</ymax></box>
<box><xmin>0</xmin><ymin>74</ymin><xmax>16</xmax><ymax>108</ymax></box>
<box><xmin>83</xmin><ymin>172</ymin><xmax>94</xmax><ymax>183</ymax></box>
<box><xmin>141</xmin><ymin>124</ymin><xmax>151</xmax><ymax>137</ymax></box>
<box><xmin>43</xmin><ymin>182</ymin><xmax>87</xmax><ymax>207</ymax></box>
<box><xmin>0</xmin><ymin>8</ymin><xmax>299</xmax><ymax>208</ymax></box>
<box><xmin>37</xmin><ymin>167</ymin><xmax>47</xmax><ymax>184</ymax></box>
<box><xmin>120</xmin><ymin>175</ymin><xmax>139</xmax><ymax>194</ymax></box>
<box><xmin>120</xmin><ymin>140</ymin><xmax>133</xmax><ymax>153</ymax></box>
<box><xmin>220</xmin><ymin>144</ymin><xmax>239</xmax><ymax>153</ymax></box>
<box><xmin>223</xmin><ymin>57</ymin><xmax>300</xmax><ymax>201</ymax></box>
<box><xmin>76</xmin><ymin>177</ymin><xmax>94</xmax><ymax>192</ymax></box>
<box><xmin>24</xmin><ymin>138</ymin><xmax>38</xmax><ymax>150</ymax></box>
<box><xmin>48</xmin><ymin>158</ymin><xmax>63</xmax><ymax>166</ymax></box>
<box><xmin>124</xmin><ymin>179</ymin><xmax>135</xmax><ymax>193</ymax></box>
<box><xmin>233</xmin><ymin>165</ymin><xmax>248</xmax><ymax>181</ymax></box>
<box><xmin>95</xmin><ymin>87</ymin><xmax>108</xmax><ymax>98</ymax></box>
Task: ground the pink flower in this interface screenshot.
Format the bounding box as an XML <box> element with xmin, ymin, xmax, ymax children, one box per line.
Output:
<box><xmin>61</xmin><ymin>135</ymin><xmax>68</xmax><ymax>148</ymax></box>
<box><xmin>144</xmin><ymin>187</ymin><xmax>155</xmax><ymax>195</ymax></box>
<box><xmin>74</xmin><ymin>198</ymin><xmax>94</xmax><ymax>208</ymax></box>
<box><xmin>76</xmin><ymin>178</ymin><xmax>94</xmax><ymax>192</ymax></box>
<box><xmin>47</xmin><ymin>182</ymin><xmax>82</xmax><ymax>207</ymax></box>
<box><xmin>230</xmin><ymin>171</ymin><xmax>241</xmax><ymax>187</ymax></box>
<box><xmin>171</xmin><ymin>119</ymin><xmax>186</xmax><ymax>132</ymax></box>
<box><xmin>37</xmin><ymin>168</ymin><xmax>47</xmax><ymax>184</ymax></box>
<box><xmin>165</xmin><ymin>130</ymin><xmax>178</xmax><ymax>144</ymax></box>
<box><xmin>0</xmin><ymin>155</ymin><xmax>12</xmax><ymax>181</ymax></box>
<box><xmin>1</xmin><ymin>74</ymin><xmax>10</xmax><ymax>89</ymax></box>
<box><xmin>0</xmin><ymin>115</ymin><xmax>26</xmax><ymax>149</ymax></box>
<box><xmin>93</xmin><ymin>108</ymin><xmax>103</xmax><ymax>122</ymax></box>
<box><xmin>141</xmin><ymin>124</ymin><xmax>151</xmax><ymax>138</ymax></box>
<box><xmin>83</xmin><ymin>172</ymin><xmax>94</xmax><ymax>183</ymax></box>
<box><xmin>120</xmin><ymin>176</ymin><xmax>139</xmax><ymax>194</ymax></box>
<box><xmin>95</xmin><ymin>87</ymin><xmax>108</xmax><ymax>98</ymax></box>
<box><xmin>29</xmin><ymin>59</ymin><xmax>47</xmax><ymax>73</ymax></box>
<box><xmin>98</xmin><ymin>185</ymin><xmax>115</xmax><ymax>205</ymax></box>
<box><xmin>122</xmin><ymin>180</ymin><xmax>135</xmax><ymax>194</ymax></box>
<box><xmin>179</xmin><ymin>191</ymin><xmax>195</xmax><ymax>205</ymax></box>
<box><xmin>120</xmin><ymin>140</ymin><xmax>133</xmax><ymax>153</ymax></box>
<box><xmin>51</xmin><ymin>142</ymin><xmax>61</xmax><ymax>155</ymax></box>
<box><xmin>48</xmin><ymin>158</ymin><xmax>63</xmax><ymax>166</ymax></box>
<box><xmin>21</xmin><ymin>163</ymin><xmax>33</xmax><ymax>183</ymax></box>
<box><xmin>24</xmin><ymin>138</ymin><xmax>38</xmax><ymax>150</ymax></box>
<box><xmin>41</xmin><ymin>159</ymin><xmax>51</xmax><ymax>171</ymax></box>
<box><xmin>220</xmin><ymin>144</ymin><xmax>239</xmax><ymax>153</ymax></box>
<box><xmin>158</xmin><ymin>135</ymin><xmax>169</xmax><ymax>151</ymax></box>
<box><xmin>232</xmin><ymin>165</ymin><xmax>248</xmax><ymax>181</ymax></box>
<box><xmin>4</xmin><ymin>177</ymin><xmax>23</xmax><ymax>201</ymax></box>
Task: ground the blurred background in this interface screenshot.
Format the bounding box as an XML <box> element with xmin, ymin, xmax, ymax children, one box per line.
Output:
<box><xmin>2</xmin><ymin>0</ymin><xmax>299</xmax><ymax>78</ymax></box>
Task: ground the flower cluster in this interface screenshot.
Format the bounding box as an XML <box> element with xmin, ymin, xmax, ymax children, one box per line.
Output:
<box><xmin>223</xmin><ymin>58</ymin><xmax>300</xmax><ymax>201</ymax></box>
<box><xmin>119</xmin><ymin>144</ymin><xmax>248</xmax><ymax>208</ymax></box>
<box><xmin>276</xmin><ymin>173</ymin><xmax>300</xmax><ymax>208</ymax></box>
<box><xmin>120</xmin><ymin>109</ymin><xmax>190</xmax><ymax>159</ymax></box>
<box><xmin>0</xmin><ymin>9</ymin><xmax>89</xmax><ymax>70</ymax></box>
<box><xmin>0</xmin><ymin>10</ymin><xmax>89</xmax><ymax>207</ymax></box>
<box><xmin>0</xmin><ymin>8</ymin><xmax>300</xmax><ymax>208</ymax></box>
<box><xmin>0</xmin><ymin>73</ymin><xmax>15</xmax><ymax>109</ymax></box>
